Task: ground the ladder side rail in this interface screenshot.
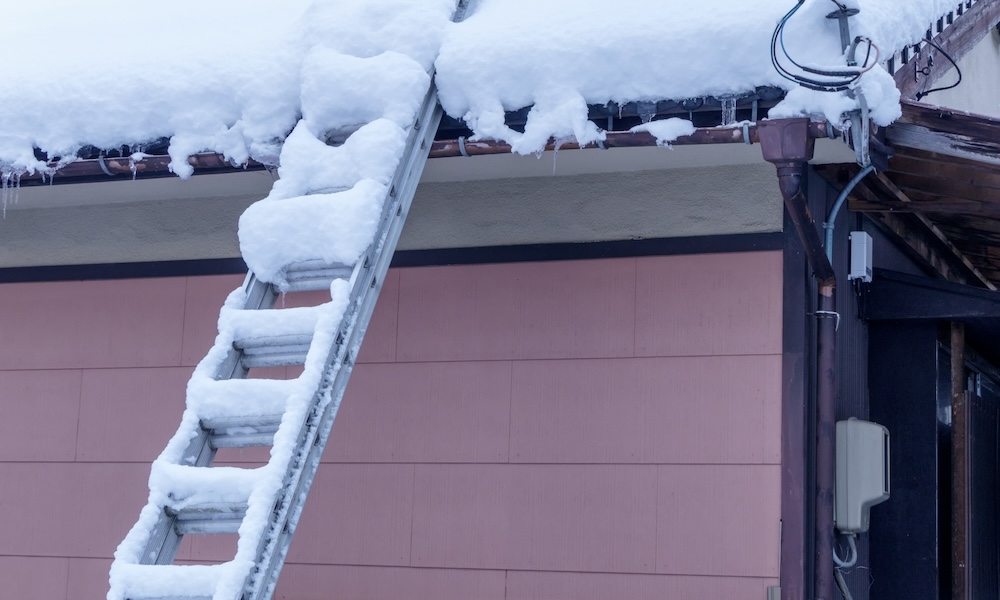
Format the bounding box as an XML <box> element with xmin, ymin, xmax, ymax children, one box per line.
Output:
<box><xmin>242</xmin><ymin>88</ymin><xmax>445</xmax><ymax>600</ymax></box>
<box><xmin>137</xmin><ymin>274</ymin><xmax>281</xmax><ymax>566</ymax></box>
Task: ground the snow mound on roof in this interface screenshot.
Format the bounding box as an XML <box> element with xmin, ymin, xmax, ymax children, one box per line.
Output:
<box><xmin>435</xmin><ymin>0</ymin><xmax>960</xmax><ymax>153</ymax></box>
<box><xmin>0</xmin><ymin>0</ymin><xmax>970</xmax><ymax>173</ymax></box>
<box><xmin>0</xmin><ymin>0</ymin><xmax>453</xmax><ymax>177</ymax></box>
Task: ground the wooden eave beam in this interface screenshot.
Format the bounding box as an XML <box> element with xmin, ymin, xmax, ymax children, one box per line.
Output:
<box><xmin>870</xmin><ymin>172</ymin><xmax>996</xmax><ymax>289</ymax></box>
<box><xmin>887</xmin><ymin>122</ymin><xmax>1000</xmax><ymax>168</ymax></box>
<box><xmin>815</xmin><ymin>164</ymin><xmax>996</xmax><ymax>289</ymax></box>
<box><xmin>889</xmin><ymin>147</ymin><xmax>1000</xmax><ymax>190</ymax></box>
<box><xmin>894</xmin><ymin>0</ymin><xmax>1000</xmax><ymax>99</ymax></box>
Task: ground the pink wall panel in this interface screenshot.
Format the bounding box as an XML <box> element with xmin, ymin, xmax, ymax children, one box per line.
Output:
<box><xmin>0</xmin><ymin>279</ymin><xmax>187</xmax><ymax>370</ymax></box>
<box><xmin>181</xmin><ymin>274</ymin><xmax>243</xmax><ymax>366</ymax></box>
<box><xmin>76</xmin><ymin>367</ymin><xmax>190</xmax><ymax>462</ymax></box>
<box><xmin>276</xmin><ymin>564</ymin><xmax>506</xmax><ymax>600</ymax></box>
<box><xmin>0</xmin><ymin>463</ymin><xmax>148</xmax><ymax>558</ymax></box>
<box><xmin>510</xmin><ymin>355</ymin><xmax>781</xmax><ymax>464</ymax></box>
<box><xmin>286</xmin><ymin>464</ymin><xmax>415</xmax><ymax>566</ymax></box>
<box><xmin>635</xmin><ymin>251</ymin><xmax>782</xmax><ymax>357</ymax></box>
<box><xmin>657</xmin><ymin>464</ymin><xmax>781</xmax><ymax>577</ymax></box>
<box><xmin>0</xmin><ymin>370</ymin><xmax>81</xmax><ymax>462</ymax></box>
<box><xmin>506</xmin><ymin>570</ymin><xmax>777</xmax><ymax>600</ymax></box>
<box><xmin>411</xmin><ymin>464</ymin><xmax>657</xmax><ymax>573</ymax></box>
<box><xmin>0</xmin><ymin>556</ymin><xmax>69</xmax><ymax>600</ymax></box>
<box><xmin>396</xmin><ymin>259</ymin><xmax>636</xmax><ymax>362</ymax></box>
<box><xmin>327</xmin><ymin>361</ymin><xmax>511</xmax><ymax>463</ymax></box>
<box><xmin>2</xmin><ymin>251</ymin><xmax>786</xmax><ymax>599</ymax></box>
<box><xmin>67</xmin><ymin>558</ymin><xmax>113</xmax><ymax>600</ymax></box>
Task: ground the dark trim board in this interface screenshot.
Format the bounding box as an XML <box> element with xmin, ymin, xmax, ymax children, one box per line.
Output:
<box><xmin>392</xmin><ymin>232</ymin><xmax>784</xmax><ymax>267</ymax></box>
<box><xmin>0</xmin><ymin>257</ymin><xmax>249</xmax><ymax>284</ymax></box>
<box><xmin>781</xmin><ymin>207</ymin><xmax>810</xmax><ymax>600</ymax></box>
<box><xmin>0</xmin><ymin>232</ymin><xmax>784</xmax><ymax>283</ymax></box>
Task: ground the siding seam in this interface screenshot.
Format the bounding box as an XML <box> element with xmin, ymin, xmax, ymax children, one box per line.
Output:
<box><xmin>73</xmin><ymin>370</ymin><xmax>84</xmax><ymax>462</ymax></box>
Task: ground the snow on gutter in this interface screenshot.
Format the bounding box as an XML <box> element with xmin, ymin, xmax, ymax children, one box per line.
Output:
<box><xmin>0</xmin><ymin>0</ymin><xmax>966</xmax><ymax>182</ymax></box>
<box><xmin>12</xmin><ymin>120</ymin><xmax>842</xmax><ymax>187</ymax></box>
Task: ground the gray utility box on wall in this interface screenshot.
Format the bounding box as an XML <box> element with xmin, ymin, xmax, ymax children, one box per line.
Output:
<box><xmin>848</xmin><ymin>231</ymin><xmax>873</xmax><ymax>283</ymax></box>
<box><xmin>835</xmin><ymin>418</ymin><xmax>890</xmax><ymax>534</ymax></box>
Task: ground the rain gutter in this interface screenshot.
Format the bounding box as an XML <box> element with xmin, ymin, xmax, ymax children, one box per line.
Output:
<box><xmin>17</xmin><ymin>121</ymin><xmax>838</xmax><ymax>187</ymax></box>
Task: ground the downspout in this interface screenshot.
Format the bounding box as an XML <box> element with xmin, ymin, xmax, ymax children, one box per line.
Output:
<box><xmin>758</xmin><ymin>118</ymin><xmax>837</xmax><ymax>600</ymax></box>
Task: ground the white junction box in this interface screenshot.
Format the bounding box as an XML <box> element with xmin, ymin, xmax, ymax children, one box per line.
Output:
<box><xmin>848</xmin><ymin>231</ymin><xmax>873</xmax><ymax>283</ymax></box>
<box><xmin>835</xmin><ymin>418</ymin><xmax>890</xmax><ymax>534</ymax></box>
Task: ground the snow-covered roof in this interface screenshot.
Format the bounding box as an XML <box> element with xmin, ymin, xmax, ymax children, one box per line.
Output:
<box><xmin>0</xmin><ymin>0</ymin><xmax>966</xmax><ymax>177</ymax></box>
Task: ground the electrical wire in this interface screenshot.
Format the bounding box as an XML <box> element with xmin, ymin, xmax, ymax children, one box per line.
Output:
<box><xmin>770</xmin><ymin>2</ymin><xmax>880</xmax><ymax>92</ymax></box>
<box><xmin>832</xmin><ymin>534</ymin><xmax>858</xmax><ymax>568</ymax></box>
<box><xmin>915</xmin><ymin>36</ymin><xmax>962</xmax><ymax>100</ymax></box>
<box><xmin>835</xmin><ymin>568</ymin><xmax>856</xmax><ymax>600</ymax></box>
<box><xmin>832</xmin><ymin>534</ymin><xmax>858</xmax><ymax>600</ymax></box>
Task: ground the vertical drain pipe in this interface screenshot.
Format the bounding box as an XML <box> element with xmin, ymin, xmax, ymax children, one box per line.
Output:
<box><xmin>758</xmin><ymin>118</ymin><xmax>837</xmax><ymax>600</ymax></box>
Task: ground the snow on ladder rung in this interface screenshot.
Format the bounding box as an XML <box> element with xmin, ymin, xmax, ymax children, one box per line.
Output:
<box><xmin>281</xmin><ymin>259</ymin><xmax>354</xmax><ymax>292</ymax></box>
<box><xmin>113</xmin><ymin>562</ymin><xmax>235</xmax><ymax>600</ymax></box>
<box><xmin>190</xmin><ymin>378</ymin><xmax>300</xmax><ymax>448</ymax></box>
<box><xmin>170</xmin><ymin>503</ymin><xmax>249</xmax><ymax>535</ymax></box>
<box><xmin>224</xmin><ymin>303</ymin><xmax>328</xmax><ymax>369</ymax></box>
<box><xmin>202</xmin><ymin>414</ymin><xmax>283</xmax><ymax>449</ymax></box>
<box><xmin>152</xmin><ymin>463</ymin><xmax>260</xmax><ymax>514</ymax></box>
<box><xmin>235</xmin><ymin>333</ymin><xmax>313</xmax><ymax>368</ymax></box>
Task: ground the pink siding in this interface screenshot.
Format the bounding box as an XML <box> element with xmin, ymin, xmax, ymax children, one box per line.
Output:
<box><xmin>505</xmin><ymin>570</ymin><xmax>775</xmax><ymax>600</ymax></box>
<box><xmin>0</xmin><ymin>251</ymin><xmax>783</xmax><ymax>599</ymax></box>
<box><xmin>396</xmin><ymin>259</ymin><xmax>636</xmax><ymax>361</ymax></box>
<box><xmin>411</xmin><ymin>464</ymin><xmax>658</xmax><ymax>573</ymax></box>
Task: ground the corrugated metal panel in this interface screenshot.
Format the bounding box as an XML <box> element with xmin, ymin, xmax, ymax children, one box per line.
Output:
<box><xmin>969</xmin><ymin>381</ymin><xmax>999</xmax><ymax>599</ymax></box>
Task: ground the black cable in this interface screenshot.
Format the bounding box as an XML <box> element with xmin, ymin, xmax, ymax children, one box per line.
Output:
<box><xmin>770</xmin><ymin>2</ymin><xmax>876</xmax><ymax>93</ymax></box>
<box><xmin>915</xmin><ymin>37</ymin><xmax>962</xmax><ymax>100</ymax></box>
<box><xmin>771</xmin><ymin>4</ymin><xmax>852</xmax><ymax>90</ymax></box>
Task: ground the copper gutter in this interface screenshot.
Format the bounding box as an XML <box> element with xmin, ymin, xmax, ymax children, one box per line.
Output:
<box><xmin>429</xmin><ymin>122</ymin><xmax>835</xmax><ymax>158</ymax></box>
<box><xmin>758</xmin><ymin>118</ymin><xmax>837</xmax><ymax>600</ymax></box>
<box><xmin>18</xmin><ymin>121</ymin><xmax>837</xmax><ymax>186</ymax></box>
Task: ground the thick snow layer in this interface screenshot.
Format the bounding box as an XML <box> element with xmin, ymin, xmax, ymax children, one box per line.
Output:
<box><xmin>0</xmin><ymin>0</ymin><xmax>968</xmax><ymax>174</ymax></box>
<box><xmin>0</xmin><ymin>0</ymin><xmax>454</xmax><ymax>177</ymax></box>
<box><xmin>436</xmin><ymin>0</ymin><xmax>961</xmax><ymax>152</ymax></box>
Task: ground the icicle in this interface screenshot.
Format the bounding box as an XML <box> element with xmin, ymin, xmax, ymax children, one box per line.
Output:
<box><xmin>1</xmin><ymin>169</ymin><xmax>10</xmax><ymax>219</ymax></box>
<box><xmin>636</xmin><ymin>101</ymin><xmax>656</xmax><ymax>124</ymax></box>
<box><xmin>721</xmin><ymin>97</ymin><xmax>737</xmax><ymax>127</ymax></box>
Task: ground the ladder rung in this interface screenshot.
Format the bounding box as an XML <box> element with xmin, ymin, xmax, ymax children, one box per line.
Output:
<box><xmin>152</xmin><ymin>464</ymin><xmax>260</xmax><ymax>514</ymax></box>
<box><xmin>202</xmin><ymin>414</ymin><xmax>283</xmax><ymax>449</ymax></box>
<box><xmin>234</xmin><ymin>333</ymin><xmax>313</xmax><ymax>368</ymax></box>
<box><xmin>282</xmin><ymin>261</ymin><xmax>354</xmax><ymax>292</ymax></box>
<box><xmin>113</xmin><ymin>562</ymin><xmax>229</xmax><ymax>600</ymax></box>
<box><xmin>171</xmin><ymin>504</ymin><xmax>248</xmax><ymax>535</ymax></box>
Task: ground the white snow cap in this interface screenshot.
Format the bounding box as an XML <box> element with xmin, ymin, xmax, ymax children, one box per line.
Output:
<box><xmin>0</xmin><ymin>0</ymin><xmax>968</xmax><ymax>173</ymax></box>
<box><xmin>437</xmin><ymin>0</ymin><xmax>961</xmax><ymax>152</ymax></box>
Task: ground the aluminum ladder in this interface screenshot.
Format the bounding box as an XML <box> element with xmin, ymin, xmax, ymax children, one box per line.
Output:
<box><xmin>107</xmin><ymin>4</ymin><xmax>470</xmax><ymax>598</ymax></box>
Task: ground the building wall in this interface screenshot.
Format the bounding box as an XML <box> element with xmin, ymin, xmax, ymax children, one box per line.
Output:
<box><xmin>926</xmin><ymin>28</ymin><xmax>1000</xmax><ymax>119</ymax></box>
<box><xmin>5</xmin><ymin>160</ymin><xmax>784</xmax><ymax>268</ymax></box>
<box><xmin>0</xmin><ymin>250</ymin><xmax>783</xmax><ymax>599</ymax></box>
